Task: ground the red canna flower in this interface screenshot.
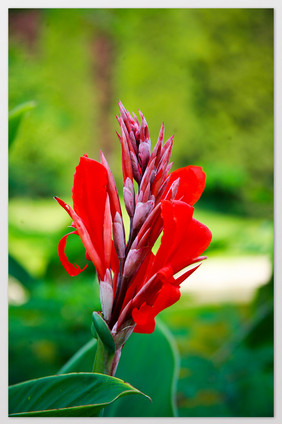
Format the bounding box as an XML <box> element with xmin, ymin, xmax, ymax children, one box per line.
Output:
<box><xmin>55</xmin><ymin>101</ymin><xmax>212</xmax><ymax>352</ymax></box>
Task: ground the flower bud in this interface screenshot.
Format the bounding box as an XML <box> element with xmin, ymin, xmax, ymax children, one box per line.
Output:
<box><xmin>132</xmin><ymin>112</ymin><xmax>139</xmax><ymax>126</ymax></box>
<box><xmin>139</xmin><ymin>157</ymin><xmax>156</xmax><ymax>194</ymax></box>
<box><xmin>113</xmin><ymin>212</ymin><xmax>125</xmax><ymax>259</ymax></box>
<box><xmin>123</xmin><ymin>248</ymin><xmax>144</xmax><ymax>280</ymax></box>
<box><xmin>112</xmin><ymin>321</ymin><xmax>135</xmax><ymax>350</ymax></box>
<box><xmin>165</xmin><ymin>177</ymin><xmax>180</xmax><ymax>200</ymax></box>
<box><xmin>120</xmin><ymin>126</ymin><xmax>133</xmax><ymax>183</ymax></box>
<box><xmin>138</xmin><ymin>141</ymin><xmax>151</xmax><ymax>169</ymax></box>
<box><xmin>132</xmin><ymin>199</ymin><xmax>155</xmax><ymax>230</ymax></box>
<box><xmin>142</xmin><ymin>181</ymin><xmax>151</xmax><ymax>203</ymax></box>
<box><xmin>123</xmin><ymin>177</ymin><xmax>135</xmax><ymax>218</ymax></box>
<box><xmin>100</xmin><ymin>269</ymin><xmax>114</xmax><ymax>322</ymax></box>
<box><xmin>130</xmin><ymin>151</ymin><xmax>142</xmax><ymax>184</ymax></box>
<box><xmin>129</xmin><ymin>130</ymin><xmax>138</xmax><ymax>154</ymax></box>
<box><xmin>150</xmin><ymin>168</ymin><xmax>157</xmax><ymax>186</ymax></box>
<box><xmin>139</xmin><ymin>110</ymin><xmax>149</xmax><ymax>142</ymax></box>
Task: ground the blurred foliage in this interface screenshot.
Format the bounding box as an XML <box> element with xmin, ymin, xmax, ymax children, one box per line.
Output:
<box><xmin>9</xmin><ymin>273</ymin><xmax>273</xmax><ymax>417</ymax></box>
<box><xmin>9</xmin><ymin>8</ymin><xmax>273</xmax><ymax>217</ymax></box>
<box><xmin>9</xmin><ymin>276</ymin><xmax>100</xmax><ymax>384</ymax></box>
<box><xmin>159</xmin><ymin>276</ymin><xmax>274</xmax><ymax>417</ymax></box>
<box><xmin>9</xmin><ymin>101</ymin><xmax>36</xmax><ymax>149</ymax></box>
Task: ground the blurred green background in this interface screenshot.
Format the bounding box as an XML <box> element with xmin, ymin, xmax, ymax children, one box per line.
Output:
<box><xmin>8</xmin><ymin>8</ymin><xmax>273</xmax><ymax>417</ymax></box>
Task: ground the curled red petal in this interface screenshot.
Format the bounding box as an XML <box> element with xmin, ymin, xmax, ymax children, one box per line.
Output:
<box><xmin>55</xmin><ymin>196</ymin><xmax>105</xmax><ymax>278</ymax></box>
<box><xmin>58</xmin><ymin>231</ymin><xmax>88</xmax><ymax>277</ymax></box>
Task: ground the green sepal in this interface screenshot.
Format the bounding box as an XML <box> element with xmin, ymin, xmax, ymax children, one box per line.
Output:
<box><xmin>92</xmin><ymin>312</ymin><xmax>116</xmax><ymax>354</ymax></box>
<box><xmin>91</xmin><ymin>321</ymin><xmax>97</xmax><ymax>339</ymax></box>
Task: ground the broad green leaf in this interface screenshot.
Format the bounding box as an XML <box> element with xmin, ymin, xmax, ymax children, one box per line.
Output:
<box><xmin>9</xmin><ymin>101</ymin><xmax>36</xmax><ymax>149</ymax></box>
<box><xmin>104</xmin><ymin>319</ymin><xmax>180</xmax><ymax>417</ymax></box>
<box><xmin>9</xmin><ymin>372</ymin><xmax>150</xmax><ymax>417</ymax></box>
<box><xmin>57</xmin><ymin>339</ymin><xmax>97</xmax><ymax>374</ymax></box>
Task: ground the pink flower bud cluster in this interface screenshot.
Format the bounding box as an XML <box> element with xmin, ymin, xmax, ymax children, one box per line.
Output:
<box><xmin>111</xmin><ymin>102</ymin><xmax>180</xmax><ymax>323</ymax></box>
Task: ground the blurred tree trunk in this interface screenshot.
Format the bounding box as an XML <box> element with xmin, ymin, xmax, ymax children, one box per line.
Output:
<box><xmin>9</xmin><ymin>9</ymin><xmax>41</xmax><ymax>53</ymax></box>
<box><xmin>91</xmin><ymin>33</ymin><xmax>115</xmax><ymax>161</ymax></box>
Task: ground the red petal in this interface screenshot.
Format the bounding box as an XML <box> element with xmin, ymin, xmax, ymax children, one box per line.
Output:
<box><xmin>121</xmin><ymin>251</ymin><xmax>154</xmax><ymax>308</ymax></box>
<box><xmin>72</xmin><ymin>155</ymin><xmax>108</xmax><ymax>261</ymax></box>
<box><xmin>174</xmin><ymin>263</ymin><xmax>201</xmax><ymax>286</ymax></box>
<box><xmin>133</xmin><ymin>283</ymin><xmax>181</xmax><ymax>334</ymax></box>
<box><xmin>164</xmin><ymin>166</ymin><xmax>206</xmax><ymax>205</ymax></box>
<box><xmin>103</xmin><ymin>194</ymin><xmax>112</xmax><ymax>270</ymax></box>
<box><xmin>132</xmin><ymin>304</ymin><xmax>156</xmax><ymax>333</ymax></box>
<box><xmin>58</xmin><ymin>231</ymin><xmax>88</xmax><ymax>277</ymax></box>
<box><xmin>55</xmin><ymin>196</ymin><xmax>104</xmax><ymax>278</ymax></box>
<box><xmin>152</xmin><ymin>200</ymin><xmax>212</xmax><ymax>276</ymax></box>
<box><xmin>100</xmin><ymin>151</ymin><xmax>123</xmax><ymax>220</ymax></box>
<box><xmin>168</xmin><ymin>218</ymin><xmax>212</xmax><ymax>273</ymax></box>
<box><xmin>150</xmin><ymin>200</ymin><xmax>193</xmax><ymax>275</ymax></box>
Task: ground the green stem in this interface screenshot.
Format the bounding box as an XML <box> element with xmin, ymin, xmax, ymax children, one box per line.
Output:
<box><xmin>92</xmin><ymin>337</ymin><xmax>115</xmax><ymax>375</ymax></box>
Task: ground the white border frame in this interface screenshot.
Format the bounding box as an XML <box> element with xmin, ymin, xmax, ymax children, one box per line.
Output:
<box><xmin>2</xmin><ymin>2</ymin><xmax>281</xmax><ymax>423</ymax></box>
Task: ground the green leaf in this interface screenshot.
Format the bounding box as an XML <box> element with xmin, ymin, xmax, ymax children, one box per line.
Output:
<box><xmin>9</xmin><ymin>101</ymin><xmax>36</xmax><ymax>149</ymax></box>
<box><xmin>103</xmin><ymin>319</ymin><xmax>180</xmax><ymax>417</ymax></box>
<box><xmin>9</xmin><ymin>372</ymin><xmax>150</xmax><ymax>417</ymax></box>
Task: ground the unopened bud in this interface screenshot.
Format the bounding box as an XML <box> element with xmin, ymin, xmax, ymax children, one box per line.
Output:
<box><xmin>139</xmin><ymin>157</ymin><xmax>156</xmax><ymax>194</ymax></box>
<box><xmin>139</xmin><ymin>111</ymin><xmax>149</xmax><ymax>142</ymax></box>
<box><xmin>132</xmin><ymin>112</ymin><xmax>139</xmax><ymax>126</ymax></box>
<box><xmin>113</xmin><ymin>212</ymin><xmax>125</xmax><ymax>259</ymax></box>
<box><xmin>123</xmin><ymin>177</ymin><xmax>135</xmax><ymax>217</ymax></box>
<box><xmin>123</xmin><ymin>248</ymin><xmax>144</xmax><ymax>280</ymax></box>
<box><xmin>129</xmin><ymin>130</ymin><xmax>138</xmax><ymax>154</ymax></box>
<box><xmin>100</xmin><ymin>270</ymin><xmax>113</xmax><ymax>322</ymax></box>
<box><xmin>138</xmin><ymin>141</ymin><xmax>151</xmax><ymax>169</ymax></box>
<box><xmin>155</xmin><ymin>175</ymin><xmax>171</xmax><ymax>203</ymax></box>
<box><xmin>142</xmin><ymin>181</ymin><xmax>151</xmax><ymax>203</ymax></box>
<box><xmin>150</xmin><ymin>168</ymin><xmax>157</xmax><ymax>185</ymax></box>
<box><xmin>132</xmin><ymin>199</ymin><xmax>155</xmax><ymax>230</ymax></box>
<box><xmin>112</xmin><ymin>321</ymin><xmax>135</xmax><ymax>350</ymax></box>
<box><xmin>167</xmin><ymin>177</ymin><xmax>180</xmax><ymax>200</ymax></box>
<box><xmin>130</xmin><ymin>151</ymin><xmax>142</xmax><ymax>184</ymax></box>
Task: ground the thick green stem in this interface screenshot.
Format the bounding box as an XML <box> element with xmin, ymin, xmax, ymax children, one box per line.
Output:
<box><xmin>92</xmin><ymin>337</ymin><xmax>115</xmax><ymax>375</ymax></box>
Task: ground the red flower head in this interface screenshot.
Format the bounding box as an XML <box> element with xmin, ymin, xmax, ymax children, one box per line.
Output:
<box><xmin>55</xmin><ymin>101</ymin><xmax>212</xmax><ymax>344</ymax></box>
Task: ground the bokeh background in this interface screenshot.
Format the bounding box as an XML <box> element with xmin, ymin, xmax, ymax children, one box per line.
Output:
<box><xmin>8</xmin><ymin>8</ymin><xmax>274</xmax><ymax>417</ymax></box>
